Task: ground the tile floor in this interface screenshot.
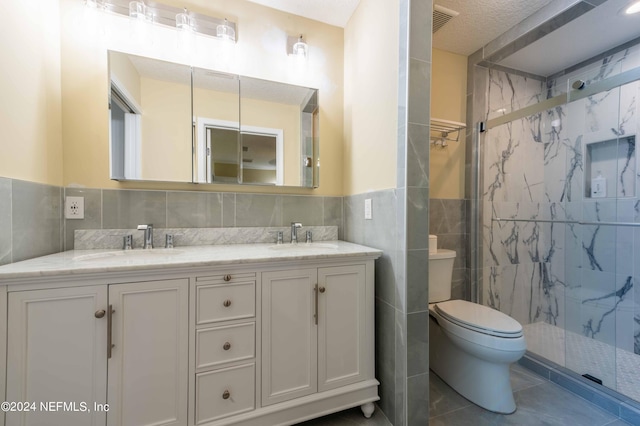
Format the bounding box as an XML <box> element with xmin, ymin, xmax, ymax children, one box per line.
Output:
<box><xmin>296</xmin><ymin>364</ymin><xmax>632</xmax><ymax>425</ymax></box>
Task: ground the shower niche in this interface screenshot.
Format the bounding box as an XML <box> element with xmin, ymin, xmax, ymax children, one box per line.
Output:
<box><xmin>584</xmin><ymin>135</ymin><xmax>636</xmax><ymax>199</ymax></box>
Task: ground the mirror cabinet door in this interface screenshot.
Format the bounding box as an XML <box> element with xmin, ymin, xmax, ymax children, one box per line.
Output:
<box><xmin>192</xmin><ymin>68</ymin><xmax>240</xmax><ymax>184</ymax></box>
<box><xmin>109</xmin><ymin>51</ymin><xmax>192</xmax><ymax>182</ymax></box>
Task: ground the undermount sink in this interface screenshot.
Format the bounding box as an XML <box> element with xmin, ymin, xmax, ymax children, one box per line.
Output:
<box><xmin>268</xmin><ymin>243</ymin><xmax>339</xmax><ymax>251</ymax></box>
<box><xmin>73</xmin><ymin>249</ymin><xmax>184</xmax><ymax>262</ymax></box>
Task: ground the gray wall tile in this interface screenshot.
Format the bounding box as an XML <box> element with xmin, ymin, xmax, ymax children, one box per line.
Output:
<box><xmin>407</xmin><ymin>58</ymin><xmax>431</xmax><ymax>126</ymax></box>
<box><xmin>102</xmin><ymin>190</ymin><xmax>167</xmax><ymax>229</ymax></box>
<box><xmin>429</xmin><ymin>198</ymin><xmax>466</xmax><ymax>234</ymax></box>
<box><xmin>167</xmin><ymin>191</ymin><xmax>223</xmax><ymax>228</ymax></box>
<box><xmin>323</xmin><ymin>197</ymin><xmax>343</xmax><ymax>239</ymax></box>
<box><xmin>407</xmin><ymin>123</ymin><xmax>430</xmax><ymax>187</ymax></box>
<box><xmin>64</xmin><ymin>188</ymin><xmax>102</xmax><ymax>250</ymax></box>
<box><xmin>406</xmin><ymin>187</ymin><xmax>429</xmax><ymax>250</ymax></box>
<box><xmin>222</xmin><ymin>193</ymin><xmax>236</xmax><ymax>227</ymax></box>
<box><xmin>407</xmin><ymin>373</ymin><xmax>430</xmax><ymax>424</ymax></box>
<box><xmin>282</xmin><ymin>195</ymin><xmax>323</xmax><ymax>226</ymax></box>
<box><xmin>407</xmin><ymin>311</ymin><xmax>429</xmax><ymax>376</ymax></box>
<box><xmin>0</xmin><ymin>178</ymin><xmax>12</xmax><ymax>265</ymax></box>
<box><xmin>12</xmin><ymin>180</ymin><xmax>62</xmax><ymax>262</ymax></box>
<box><xmin>395</xmin><ymin>309</ymin><xmax>408</xmax><ymax>426</ymax></box>
<box><xmin>235</xmin><ymin>194</ymin><xmax>282</xmax><ymax>227</ymax></box>
<box><xmin>407</xmin><ymin>249</ymin><xmax>429</xmax><ymax>312</ymax></box>
<box><xmin>344</xmin><ymin>193</ymin><xmax>365</xmax><ymax>244</ymax></box>
<box><xmin>376</xmin><ymin>298</ymin><xmax>397</xmax><ymax>422</ymax></box>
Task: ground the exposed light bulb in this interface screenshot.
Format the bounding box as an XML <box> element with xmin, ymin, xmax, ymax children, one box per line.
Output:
<box><xmin>216</xmin><ymin>18</ymin><xmax>235</xmax><ymax>42</ymax></box>
<box><xmin>176</xmin><ymin>8</ymin><xmax>193</xmax><ymax>31</ymax></box>
<box><xmin>292</xmin><ymin>35</ymin><xmax>308</xmax><ymax>58</ymax></box>
<box><xmin>129</xmin><ymin>1</ymin><xmax>148</xmax><ymax>21</ymax></box>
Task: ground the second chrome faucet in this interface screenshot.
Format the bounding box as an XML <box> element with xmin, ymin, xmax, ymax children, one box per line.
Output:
<box><xmin>290</xmin><ymin>222</ymin><xmax>302</xmax><ymax>243</ymax></box>
<box><xmin>137</xmin><ymin>224</ymin><xmax>154</xmax><ymax>249</ymax></box>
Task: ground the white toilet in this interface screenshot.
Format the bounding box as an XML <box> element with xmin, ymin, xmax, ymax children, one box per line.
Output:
<box><xmin>429</xmin><ymin>248</ymin><xmax>526</xmax><ymax>414</ymax></box>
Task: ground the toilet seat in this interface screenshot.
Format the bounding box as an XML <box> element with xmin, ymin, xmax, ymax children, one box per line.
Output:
<box><xmin>433</xmin><ymin>300</ymin><xmax>523</xmax><ymax>338</ymax></box>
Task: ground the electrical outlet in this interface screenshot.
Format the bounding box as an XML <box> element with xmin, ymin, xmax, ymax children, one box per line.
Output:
<box><xmin>65</xmin><ymin>196</ymin><xmax>85</xmax><ymax>219</ymax></box>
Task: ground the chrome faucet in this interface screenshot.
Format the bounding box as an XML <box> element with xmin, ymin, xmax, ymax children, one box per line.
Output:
<box><xmin>137</xmin><ymin>224</ymin><xmax>153</xmax><ymax>249</ymax></box>
<box><xmin>290</xmin><ymin>222</ymin><xmax>302</xmax><ymax>244</ymax></box>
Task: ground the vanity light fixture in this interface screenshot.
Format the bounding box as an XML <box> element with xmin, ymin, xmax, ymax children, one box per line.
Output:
<box><xmin>91</xmin><ymin>0</ymin><xmax>237</xmax><ymax>42</ymax></box>
<box><xmin>292</xmin><ymin>34</ymin><xmax>308</xmax><ymax>58</ymax></box>
<box><xmin>216</xmin><ymin>18</ymin><xmax>236</xmax><ymax>42</ymax></box>
<box><xmin>625</xmin><ymin>0</ymin><xmax>640</xmax><ymax>14</ymax></box>
<box><xmin>175</xmin><ymin>8</ymin><xmax>193</xmax><ymax>31</ymax></box>
<box><xmin>129</xmin><ymin>1</ymin><xmax>150</xmax><ymax>21</ymax></box>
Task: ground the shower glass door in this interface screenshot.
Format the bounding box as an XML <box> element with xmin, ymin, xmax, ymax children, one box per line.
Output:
<box><xmin>480</xmin><ymin>50</ymin><xmax>640</xmax><ymax>403</ymax></box>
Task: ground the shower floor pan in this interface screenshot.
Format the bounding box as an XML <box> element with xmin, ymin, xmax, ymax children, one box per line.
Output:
<box><xmin>523</xmin><ymin>322</ymin><xmax>640</xmax><ymax>403</ymax></box>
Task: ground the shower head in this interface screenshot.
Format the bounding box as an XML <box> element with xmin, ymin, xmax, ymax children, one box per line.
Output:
<box><xmin>572</xmin><ymin>80</ymin><xmax>586</xmax><ymax>90</ymax></box>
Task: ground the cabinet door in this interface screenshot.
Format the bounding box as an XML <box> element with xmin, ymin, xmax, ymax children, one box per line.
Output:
<box><xmin>107</xmin><ymin>279</ymin><xmax>188</xmax><ymax>426</ymax></box>
<box><xmin>317</xmin><ymin>265</ymin><xmax>366</xmax><ymax>392</ymax></box>
<box><xmin>261</xmin><ymin>269</ymin><xmax>317</xmax><ymax>406</ymax></box>
<box><xmin>6</xmin><ymin>286</ymin><xmax>108</xmax><ymax>426</ymax></box>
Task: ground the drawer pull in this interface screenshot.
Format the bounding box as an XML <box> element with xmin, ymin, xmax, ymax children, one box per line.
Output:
<box><xmin>223</xmin><ymin>299</ymin><xmax>232</xmax><ymax>307</ymax></box>
<box><xmin>223</xmin><ymin>274</ymin><xmax>232</xmax><ymax>281</ymax></box>
<box><xmin>223</xmin><ymin>342</ymin><xmax>231</xmax><ymax>351</ymax></box>
<box><xmin>222</xmin><ymin>390</ymin><xmax>231</xmax><ymax>400</ymax></box>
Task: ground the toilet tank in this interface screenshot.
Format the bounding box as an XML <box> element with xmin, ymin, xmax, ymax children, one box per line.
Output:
<box><xmin>429</xmin><ymin>249</ymin><xmax>456</xmax><ymax>303</ymax></box>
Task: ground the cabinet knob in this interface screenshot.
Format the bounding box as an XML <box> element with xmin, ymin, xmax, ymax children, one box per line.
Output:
<box><xmin>222</xmin><ymin>390</ymin><xmax>231</xmax><ymax>400</ymax></box>
<box><xmin>223</xmin><ymin>342</ymin><xmax>231</xmax><ymax>351</ymax></box>
<box><xmin>95</xmin><ymin>309</ymin><xmax>106</xmax><ymax>319</ymax></box>
<box><xmin>223</xmin><ymin>299</ymin><xmax>232</xmax><ymax>307</ymax></box>
<box><xmin>223</xmin><ymin>274</ymin><xmax>232</xmax><ymax>281</ymax></box>
<box><xmin>319</xmin><ymin>287</ymin><xmax>326</xmax><ymax>293</ymax></box>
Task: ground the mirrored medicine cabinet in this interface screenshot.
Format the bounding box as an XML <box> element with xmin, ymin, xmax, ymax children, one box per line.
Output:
<box><xmin>108</xmin><ymin>51</ymin><xmax>319</xmax><ymax>188</ymax></box>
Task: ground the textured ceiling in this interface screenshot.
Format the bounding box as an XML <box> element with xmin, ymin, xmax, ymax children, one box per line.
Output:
<box><xmin>432</xmin><ymin>0</ymin><xmax>554</xmax><ymax>56</ymax></box>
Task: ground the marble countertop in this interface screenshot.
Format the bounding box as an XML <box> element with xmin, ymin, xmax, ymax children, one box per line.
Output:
<box><xmin>0</xmin><ymin>241</ymin><xmax>382</xmax><ymax>281</ymax></box>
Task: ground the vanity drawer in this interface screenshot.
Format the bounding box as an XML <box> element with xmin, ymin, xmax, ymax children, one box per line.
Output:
<box><xmin>195</xmin><ymin>363</ymin><xmax>255</xmax><ymax>424</ymax></box>
<box><xmin>196</xmin><ymin>282</ymin><xmax>255</xmax><ymax>324</ymax></box>
<box><xmin>196</xmin><ymin>272</ymin><xmax>256</xmax><ymax>284</ymax></box>
<box><xmin>196</xmin><ymin>322</ymin><xmax>255</xmax><ymax>369</ymax></box>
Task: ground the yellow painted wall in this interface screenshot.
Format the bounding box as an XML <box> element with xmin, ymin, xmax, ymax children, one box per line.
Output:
<box><xmin>60</xmin><ymin>0</ymin><xmax>344</xmax><ymax>195</ymax></box>
<box><xmin>343</xmin><ymin>0</ymin><xmax>399</xmax><ymax>195</ymax></box>
<box><xmin>140</xmin><ymin>77</ymin><xmax>192</xmax><ymax>181</ymax></box>
<box><xmin>0</xmin><ymin>0</ymin><xmax>62</xmax><ymax>185</ymax></box>
<box><xmin>430</xmin><ymin>48</ymin><xmax>467</xmax><ymax>199</ymax></box>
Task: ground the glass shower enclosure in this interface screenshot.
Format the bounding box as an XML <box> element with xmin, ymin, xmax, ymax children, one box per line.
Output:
<box><xmin>478</xmin><ymin>46</ymin><xmax>640</xmax><ymax>403</ymax></box>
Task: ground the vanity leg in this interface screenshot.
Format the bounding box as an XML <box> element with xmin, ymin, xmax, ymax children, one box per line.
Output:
<box><xmin>360</xmin><ymin>402</ymin><xmax>375</xmax><ymax>418</ymax></box>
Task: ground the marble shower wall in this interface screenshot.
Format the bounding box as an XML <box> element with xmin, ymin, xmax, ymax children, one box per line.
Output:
<box><xmin>482</xmin><ymin>45</ymin><xmax>640</xmax><ymax>365</ymax></box>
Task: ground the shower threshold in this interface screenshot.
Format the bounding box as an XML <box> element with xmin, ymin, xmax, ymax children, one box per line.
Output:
<box><xmin>523</xmin><ymin>322</ymin><xmax>640</xmax><ymax>402</ymax></box>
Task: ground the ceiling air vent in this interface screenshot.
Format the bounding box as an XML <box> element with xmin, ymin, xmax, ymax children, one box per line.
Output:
<box><xmin>433</xmin><ymin>4</ymin><xmax>459</xmax><ymax>33</ymax></box>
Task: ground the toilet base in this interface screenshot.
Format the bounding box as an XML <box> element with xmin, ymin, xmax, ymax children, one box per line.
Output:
<box><xmin>429</xmin><ymin>315</ymin><xmax>520</xmax><ymax>414</ymax></box>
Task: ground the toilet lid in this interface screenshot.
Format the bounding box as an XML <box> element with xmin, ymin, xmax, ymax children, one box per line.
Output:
<box><xmin>434</xmin><ymin>300</ymin><xmax>523</xmax><ymax>338</ymax></box>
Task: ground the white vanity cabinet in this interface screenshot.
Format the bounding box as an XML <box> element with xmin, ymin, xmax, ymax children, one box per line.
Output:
<box><xmin>5</xmin><ymin>279</ymin><xmax>189</xmax><ymax>426</ymax></box>
<box><xmin>0</xmin><ymin>242</ymin><xmax>380</xmax><ymax>426</ymax></box>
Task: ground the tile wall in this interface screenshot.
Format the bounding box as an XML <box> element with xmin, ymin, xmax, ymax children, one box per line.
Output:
<box><xmin>429</xmin><ymin>198</ymin><xmax>469</xmax><ymax>300</ymax></box>
<box><xmin>0</xmin><ymin>179</ymin><xmax>343</xmax><ymax>266</ymax></box>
